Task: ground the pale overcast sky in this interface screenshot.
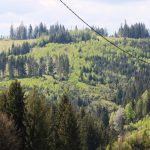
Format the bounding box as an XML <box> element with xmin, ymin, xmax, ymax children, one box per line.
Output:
<box><xmin>0</xmin><ymin>0</ymin><xmax>150</xmax><ymax>35</ymax></box>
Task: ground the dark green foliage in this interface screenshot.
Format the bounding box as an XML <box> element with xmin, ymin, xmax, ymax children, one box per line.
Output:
<box><xmin>49</xmin><ymin>24</ymin><xmax>72</xmax><ymax>43</ymax></box>
<box><xmin>26</xmin><ymin>57</ymin><xmax>39</xmax><ymax>77</ymax></box>
<box><xmin>118</xmin><ymin>21</ymin><xmax>149</xmax><ymax>38</ymax></box>
<box><xmin>38</xmin><ymin>57</ymin><xmax>46</xmax><ymax>77</ymax></box>
<box><xmin>0</xmin><ymin>92</ymin><xmax>8</xmax><ymax>113</ymax></box>
<box><xmin>57</xmin><ymin>95</ymin><xmax>81</xmax><ymax>150</ymax></box>
<box><xmin>16</xmin><ymin>56</ymin><xmax>27</xmax><ymax>78</ymax></box>
<box><xmin>99</xmin><ymin>107</ymin><xmax>109</xmax><ymax>127</ymax></box>
<box><xmin>9</xmin><ymin>42</ymin><xmax>30</xmax><ymax>55</ymax></box>
<box><xmin>0</xmin><ymin>84</ymin><xmax>113</xmax><ymax>150</ymax></box>
<box><xmin>28</xmin><ymin>24</ymin><xmax>33</xmax><ymax>39</ymax></box>
<box><xmin>49</xmin><ymin>105</ymin><xmax>61</xmax><ymax>150</ymax></box>
<box><xmin>1</xmin><ymin>79</ymin><xmax>150</xmax><ymax>150</ymax></box>
<box><xmin>92</xmin><ymin>26</ymin><xmax>108</xmax><ymax>36</ymax></box>
<box><xmin>38</xmin><ymin>39</ymin><xmax>49</xmax><ymax>47</ymax></box>
<box><xmin>26</xmin><ymin>88</ymin><xmax>50</xmax><ymax>150</ymax></box>
<box><xmin>39</xmin><ymin>22</ymin><xmax>48</xmax><ymax>37</ymax></box>
<box><xmin>10</xmin><ymin>23</ymin><xmax>27</xmax><ymax>40</ymax></box>
<box><xmin>0</xmin><ymin>112</ymin><xmax>20</xmax><ymax>150</ymax></box>
<box><xmin>79</xmin><ymin>113</ymin><xmax>107</xmax><ymax>150</ymax></box>
<box><xmin>33</xmin><ymin>26</ymin><xmax>39</xmax><ymax>38</ymax></box>
<box><xmin>71</xmin><ymin>30</ymin><xmax>92</xmax><ymax>42</ymax></box>
<box><xmin>8</xmin><ymin>56</ymin><xmax>15</xmax><ymax>79</ymax></box>
<box><xmin>46</xmin><ymin>56</ymin><xmax>54</xmax><ymax>75</ymax></box>
<box><xmin>6</xmin><ymin>80</ymin><xmax>27</xmax><ymax>149</ymax></box>
<box><xmin>10</xmin><ymin>25</ymin><xmax>15</xmax><ymax>40</ymax></box>
<box><xmin>0</xmin><ymin>52</ymin><xmax>7</xmax><ymax>77</ymax></box>
<box><xmin>10</xmin><ymin>22</ymin><xmax>47</xmax><ymax>40</ymax></box>
<box><xmin>9</xmin><ymin>23</ymin><xmax>98</xmax><ymax>42</ymax></box>
<box><xmin>55</xmin><ymin>54</ymin><xmax>70</xmax><ymax>80</ymax></box>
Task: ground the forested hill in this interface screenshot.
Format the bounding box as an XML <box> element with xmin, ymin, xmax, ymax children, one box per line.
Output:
<box><xmin>0</xmin><ymin>36</ymin><xmax>150</xmax><ymax>106</ymax></box>
<box><xmin>1</xmin><ymin>23</ymin><xmax>150</xmax><ymax>149</ymax></box>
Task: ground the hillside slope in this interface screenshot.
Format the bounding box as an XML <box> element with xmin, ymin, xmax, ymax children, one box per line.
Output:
<box><xmin>0</xmin><ymin>37</ymin><xmax>150</xmax><ymax>112</ymax></box>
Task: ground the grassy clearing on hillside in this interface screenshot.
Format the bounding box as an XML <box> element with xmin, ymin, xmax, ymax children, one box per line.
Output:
<box><xmin>0</xmin><ymin>76</ymin><xmax>59</xmax><ymax>91</ymax></box>
<box><xmin>0</xmin><ymin>39</ymin><xmax>37</xmax><ymax>52</ymax></box>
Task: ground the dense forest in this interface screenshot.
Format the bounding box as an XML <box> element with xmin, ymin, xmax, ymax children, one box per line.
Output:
<box><xmin>9</xmin><ymin>23</ymin><xmax>106</xmax><ymax>42</ymax></box>
<box><xmin>117</xmin><ymin>21</ymin><xmax>150</xmax><ymax>38</ymax></box>
<box><xmin>0</xmin><ymin>22</ymin><xmax>150</xmax><ymax>150</ymax></box>
<box><xmin>8</xmin><ymin>21</ymin><xmax>150</xmax><ymax>40</ymax></box>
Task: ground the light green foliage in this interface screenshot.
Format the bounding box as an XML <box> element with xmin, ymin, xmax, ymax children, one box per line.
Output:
<box><xmin>113</xmin><ymin>116</ymin><xmax>150</xmax><ymax>149</ymax></box>
<box><xmin>124</xmin><ymin>103</ymin><xmax>135</xmax><ymax>123</ymax></box>
<box><xmin>0</xmin><ymin>39</ymin><xmax>37</xmax><ymax>52</ymax></box>
<box><xmin>109</xmin><ymin>111</ymin><xmax>116</xmax><ymax>128</ymax></box>
<box><xmin>136</xmin><ymin>98</ymin><xmax>143</xmax><ymax>118</ymax></box>
<box><xmin>135</xmin><ymin>90</ymin><xmax>150</xmax><ymax>118</ymax></box>
<box><xmin>112</xmin><ymin>141</ymin><xmax>132</xmax><ymax>150</ymax></box>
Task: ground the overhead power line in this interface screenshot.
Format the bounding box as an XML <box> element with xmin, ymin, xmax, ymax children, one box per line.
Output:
<box><xmin>59</xmin><ymin>0</ymin><xmax>150</xmax><ymax>65</ymax></box>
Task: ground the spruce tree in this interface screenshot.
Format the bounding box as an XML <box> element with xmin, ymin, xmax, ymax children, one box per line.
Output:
<box><xmin>0</xmin><ymin>92</ymin><xmax>8</xmax><ymax>113</ymax></box>
<box><xmin>0</xmin><ymin>52</ymin><xmax>7</xmax><ymax>77</ymax></box>
<box><xmin>10</xmin><ymin>25</ymin><xmax>15</xmax><ymax>39</ymax></box>
<box><xmin>7</xmin><ymin>80</ymin><xmax>27</xmax><ymax>150</ymax></box>
<box><xmin>28</xmin><ymin>24</ymin><xmax>33</xmax><ymax>39</ymax></box>
<box><xmin>26</xmin><ymin>88</ymin><xmax>50</xmax><ymax>150</ymax></box>
<box><xmin>8</xmin><ymin>56</ymin><xmax>15</xmax><ymax>79</ymax></box>
<box><xmin>58</xmin><ymin>95</ymin><xmax>81</xmax><ymax>150</ymax></box>
<box><xmin>49</xmin><ymin>105</ymin><xmax>61</xmax><ymax>150</ymax></box>
<box><xmin>80</xmin><ymin>115</ymin><xmax>105</xmax><ymax>150</ymax></box>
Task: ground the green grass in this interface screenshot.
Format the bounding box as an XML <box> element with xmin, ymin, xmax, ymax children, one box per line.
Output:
<box><xmin>0</xmin><ymin>76</ymin><xmax>60</xmax><ymax>92</ymax></box>
<box><xmin>0</xmin><ymin>39</ymin><xmax>37</xmax><ymax>52</ymax></box>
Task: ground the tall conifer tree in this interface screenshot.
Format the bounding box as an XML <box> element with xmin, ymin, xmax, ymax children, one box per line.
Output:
<box><xmin>7</xmin><ymin>80</ymin><xmax>27</xmax><ymax>150</ymax></box>
<box><xmin>58</xmin><ymin>95</ymin><xmax>81</xmax><ymax>150</ymax></box>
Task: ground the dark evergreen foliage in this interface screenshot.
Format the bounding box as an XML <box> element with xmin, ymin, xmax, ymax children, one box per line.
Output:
<box><xmin>9</xmin><ymin>23</ymin><xmax>105</xmax><ymax>43</ymax></box>
<box><xmin>57</xmin><ymin>95</ymin><xmax>81</xmax><ymax>150</ymax></box>
<box><xmin>0</xmin><ymin>112</ymin><xmax>20</xmax><ymax>150</ymax></box>
<box><xmin>0</xmin><ymin>79</ymin><xmax>150</xmax><ymax>150</ymax></box>
<box><xmin>9</xmin><ymin>42</ymin><xmax>30</xmax><ymax>55</ymax></box>
<box><xmin>49</xmin><ymin>24</ymin><xmax>72</xmax><ymax>43</ymax></box>
<box><xmin>6</xmin><ymin>80</ymin><xmax>27</xmax><ymax>150</ymax></box>
<box><xmin>26</xmin><ymin>88</ymin><xmax>50</xmax><ymax>150</ymax></box>
<box><xmin>117</xmin><ymin>21</ymin><xmax>150</xmax><ymax>38</ymax></box>
<box><xmin>92</xmin><ymin>26</ymin><xmax>108</xmax><ymax>36</ymax></box>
